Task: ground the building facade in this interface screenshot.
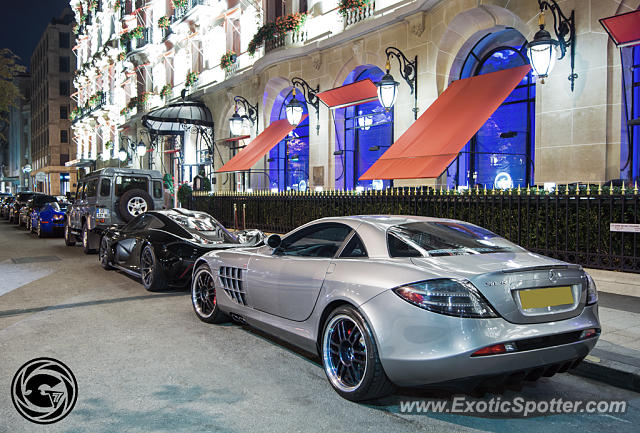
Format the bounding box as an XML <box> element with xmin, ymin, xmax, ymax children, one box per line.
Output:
<box><xmin>70</xmin><ymin>0</ymin><xmax>640</xmax><ymax>194</ymax></box>
<box><xmin>1</xmin><ymin>73</ymin><xmax>32</xmax><ymax>194</ymax></box>
<box><xmin>31</xmin><ymin>8</ymin><xmax>78</xmax><ymax>195</ymax></box>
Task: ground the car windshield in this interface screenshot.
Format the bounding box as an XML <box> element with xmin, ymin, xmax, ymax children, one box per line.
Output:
<box><xmin>166</xmin><ymin>212</ymin><xmax>237</xmax><ymax>243</ymax></box>
<box><xmin>47</xmin><ymin>202</ymin><xmax>61</xmax><ymax>211</ymax></box>
<box><xmin>387</xmin><ymin>221</ymin><xmax>522</xmax><ymax>257</ymax></box>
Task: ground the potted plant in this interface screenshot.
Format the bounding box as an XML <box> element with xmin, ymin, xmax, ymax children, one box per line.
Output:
<box><xmin>120</xmin><ymin>106</ymin><xmax>131</xmax><ymax>116</ymax></box>
<box><xmin>247</xmin><ymin>12</ymin><xmax>307</xmax><ymax>56</ymax></box>
<box><xmin>172</xmin><ymin>0</ymin><xmax>188</xmax><ymax>8</ymax></box>
<box><xmin>158</xmin><ymin>16</ymin><xmax>170</xmax><ymax>29</ymax></box>
<box><xmin>160</xmin><ymin>84</ymin><xmax>172</xmax><ymax>98</ymax></box>
<box><xmin>338</xmin><ymin>0</ymin><xmax>372</xmax><ymax>17</ymax></box>
<box><xmin>220</xmin><ymin>51</ymin><xmax>237</xmax><ymax>71</ymax></box>
<box><xmin>130</xmin><ymin>25</ymin><xmax>145</xmax><ymax>39</ymax></box>
<box><xmin>185</xmin><ymin>71</ymin><xmax>198</xmax><ymax>87</ymax></box>
<box><xmin>113</xmin><ymin>0</ymin><xmax>121</xmax><ymax>12</ymax></box>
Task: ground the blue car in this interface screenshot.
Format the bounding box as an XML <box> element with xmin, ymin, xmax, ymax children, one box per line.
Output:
<box><xmin>29</xmin><ymin>196</ymin><xmax>67</xmax><ymax>238</ymax></box>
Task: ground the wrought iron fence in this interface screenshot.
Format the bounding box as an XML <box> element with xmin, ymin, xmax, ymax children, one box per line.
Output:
<box><xmin>193</xmin><ymin>186</ymin><xmax>640</xmax><ymax>273</ymax></box>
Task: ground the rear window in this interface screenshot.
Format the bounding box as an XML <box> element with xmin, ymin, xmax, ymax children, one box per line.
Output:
<box><xmin>115</xmin><ymin>176</ymin><xmax>149</xmax><ymax>197</ymax></box>
<box><xmin>100</xmin><ymin>179</ymin><xmax>111</xmax><ymax>197</ymax></box>
<box><xmin>387</xmin><ymin>222</ymin><xmax>522</xmax><ymax>257</ymax></box>
<box><xmin>166</xmin><ymin>212</ymin><xmax>237</xmax><ymax>243</ymax></box>
<box><xmin>153</xmin><ymin>181</ymin><xmax>163</xmax><ymax>199</ymax></box>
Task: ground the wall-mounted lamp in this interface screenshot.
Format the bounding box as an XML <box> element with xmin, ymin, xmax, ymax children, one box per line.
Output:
<box><xmin>229</xmin><ymin>96</ymin><xmax>258</xmax><ymax>136</ymax></box>
<box><xmin>377</xmin><ymin>47</ymin><xmax>418</xmax><ymax>119</ymax></box>
<box><xmin>118</xmin><ymin>146</ymin><xmax>128</xmax><ymax>162</ymax></box>
<box><xmin>289</xmin><ymin>77</ymin><xmax>321</xmax><ymax>134</ymax></box>
<box><xmin>526</xmin><ymin>0</ymin><xmax>577</xmax><ymax>90</ymax></box>
<box><xmin>285</xmin><ymin>88</ymin><xmax>305</xmax><ymax>128</ymax></box>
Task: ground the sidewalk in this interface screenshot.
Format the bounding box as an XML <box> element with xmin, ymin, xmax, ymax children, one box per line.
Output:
<box><xmin>572</xmin><ymin>268</ymin><xmax>640</xmax><ymax>392</ymax></box>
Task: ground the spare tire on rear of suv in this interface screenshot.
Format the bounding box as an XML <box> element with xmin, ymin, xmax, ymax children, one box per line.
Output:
<box><xmin>118</xmin><ymin>188</ymin><xmax>154</xmax><ymax>222</ymax></box>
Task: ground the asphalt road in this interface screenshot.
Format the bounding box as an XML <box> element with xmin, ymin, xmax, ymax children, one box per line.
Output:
<box><xmin>0</xmin><ymin>219</ymin><xmax>638</xmax><ymax>433</ymax></box>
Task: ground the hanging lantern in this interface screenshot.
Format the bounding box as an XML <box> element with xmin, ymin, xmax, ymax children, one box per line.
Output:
<box><xmin>229</xmin><ymin>108</ymin><xmax>244</xmax><ymax>136</ymax></box>
<box><xmin>526</xmin><ymin>11</ymin><xmax>560</xmax><ymax>82</ymax></box>
<box><xmin>285</xmin><ymin>88</ymin><xmax>304</xmax><ymax>127</ymax></box>
<box><xmin>136</xmin><ymin>140</ymin><xmax>147</xmax><ymax>156</ymax></box>
<box><xmin>376</xmin><ymin>59</ymin><xmax>399</xmax><ymax>110</ymax></box>
<box><xmin>118</xmin><ymin>147</ymin><xmax>128</xmax><ymax>162</ymax></box>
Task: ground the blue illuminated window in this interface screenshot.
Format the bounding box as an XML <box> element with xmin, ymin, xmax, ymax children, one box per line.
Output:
<box><xmin>622</xmin><ymin>45</ymin><xmax>640</xmax><ymax>181</ymax></box>
<box><xmin>268</xmin><ymin>88</ymin><xmax>309</xmax><ymax>191</ymax></box>
<box><xmin>335</xmin><ymin>66</ymin><xmax>393</xmax><ymax>191</ymax></box>
<box><xmin>447</xmin><ymin>30</ymin><xmax>535</xmax><ymax>189</ymax></box>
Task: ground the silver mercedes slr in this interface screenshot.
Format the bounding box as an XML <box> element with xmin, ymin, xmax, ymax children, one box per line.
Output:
<box><xmin>190</xmin><ymin>215</ymin><xmax>600</xmax><ymax>401</ymax></box>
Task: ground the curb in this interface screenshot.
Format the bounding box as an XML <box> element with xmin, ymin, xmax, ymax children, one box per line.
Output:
<box><xmin>570</xmin><ymin>355</ymin><xmax>640</xmax><ymax>393</ymax></box>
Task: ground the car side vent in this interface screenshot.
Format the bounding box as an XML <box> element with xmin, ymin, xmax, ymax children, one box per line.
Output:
<box><xmin>218</xmin><ymin>266</ymin><xmax>247</xmax><ymax>305</ymax></box>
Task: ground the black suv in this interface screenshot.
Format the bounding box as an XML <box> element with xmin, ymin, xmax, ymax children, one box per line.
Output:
<box><xmin>65</xmin><ymin>168</ymin><xmax>165</xmax><ymax>253</ymax></box>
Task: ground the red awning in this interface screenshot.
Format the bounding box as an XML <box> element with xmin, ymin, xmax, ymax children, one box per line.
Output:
<box><xmin>316</xmin><ymin>79</ymin><xmax>378</xmax><ymax>109</ymax></box>
<box><xmin>218</xmin><ymin>115</ymin><xmax>308</xmax><ymax>172</ymax></box>
<box><xmin>359</xmin><ymin>64</ymin><xmax>531</xmax><ymax>181</ymax></box>
<box><xmin>600</xmin><ymin>10</ymin><xmax>640</xmax><ymax>47</ymax></box>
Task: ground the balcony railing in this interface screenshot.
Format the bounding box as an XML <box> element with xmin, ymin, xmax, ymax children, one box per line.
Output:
<box><xmin>224</xmin><ymin>62</ymin><xmax>239</xmax><ymax>79</ymax></box>
<box><xmin>71</xmin><ymin>92</ymin><xmax>108</xmax><ymax>124</ymax></box>
<box><xmin>343</xmin><ymin>1</ymin><xmax>376</xmax><ymax>27</ymax></box>
<box><xmin>135</xmin><ymin>27</ymin><xmax>150</xmax><ymax>49</ymax></box>
<box><xmin>172</xmin><ymin>0</ymin><xmax>207</xmax><ymax>23</ymax></box>
<box><xmin>265</xmin><ymin>29</ymin><xmax>307</xmax><ymax>53</ymax></box>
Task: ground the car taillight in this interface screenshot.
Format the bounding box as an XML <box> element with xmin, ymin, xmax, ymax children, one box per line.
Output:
<box><xmin>471</xmin><ymin>342</ymin><xmax>517</xmax><ymax>357</ymax></box>
<box><xmin>393</xmin><ymin>278</ymin><xmax>498</xmax><ymax>318</ymax></box>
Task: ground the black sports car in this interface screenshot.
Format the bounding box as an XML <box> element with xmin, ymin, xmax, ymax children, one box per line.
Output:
<box><xmin>98</xmin><ymin>209</ymin><xmax>265</xmax><ymax>291</ymax></box>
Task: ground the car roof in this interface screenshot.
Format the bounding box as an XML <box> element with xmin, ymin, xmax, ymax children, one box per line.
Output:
<box><xmin>82</xmin><ymin>167</ymin><xmax>163</xmax><ymax>179</ymax></box>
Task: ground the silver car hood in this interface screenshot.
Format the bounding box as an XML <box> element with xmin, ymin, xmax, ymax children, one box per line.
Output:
<box><xmin>410</xmin><ymin>252</ymin><xmax>587</xmax><ymax>324</ymax></box>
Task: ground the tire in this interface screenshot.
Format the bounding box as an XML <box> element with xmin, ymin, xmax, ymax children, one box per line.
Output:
<box><xmin>140</xmin><ymin>245</ymin><xmax>166</xmax><ymax>291</ymax></box>
<box><xmin>99</xmin><ymin>236</ymin><xmax>113</xmax><ymax>270</ymax></box>
<box><xmin>118</xmin><ymin>189</ymin><xmax>154</xmax><ymax>223</ymax></box>
<box><xmin>321</xmin><ymin>306</ymin><xmax>394</xmax><ymax>401</ymax></box>
<box><xmin>64</xmin><ymin>222</ymin><xmax>76</xmax><ymax>246</ymax></box>
<box><xmin>191</xmin><ymin>263</ymin><xmax>228</xmax><ymax>324</ymax></box>
<box><xmin>37</xmin><ymin>221</ymin><xmax>45</xmax><ymax>238</ymax></box>
<box><xmin>82</xmin><ymin>224</ymin><xmax>96</xmax><ymax>254</ymax></box>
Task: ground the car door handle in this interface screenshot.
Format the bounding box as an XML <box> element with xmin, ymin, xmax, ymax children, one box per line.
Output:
<box><xmin>326</xmin><ymin>263</ymin><xmax>336</xmax><ymax>274</ymax></box>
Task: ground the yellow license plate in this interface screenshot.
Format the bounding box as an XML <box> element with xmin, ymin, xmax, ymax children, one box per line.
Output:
<box><xmin>519</xmin><ymin>286</ymin><xmax>574</xmax><ymax>309</ymax></box>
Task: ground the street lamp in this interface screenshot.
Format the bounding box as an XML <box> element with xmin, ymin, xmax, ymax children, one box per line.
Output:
<box><xmin>525</xmin><ymin>0</ymin><xmax>576</xmax><ymax>90</ymax></box>
<box><xmin>136</xmin><ymin>140</ymin><xmax>147</xmax><ymax>157</ymax></box>
<box><xmin>290</xmin><ymin>77</ymin><xmax>320</xmax><ymax>134</ymax></box>
<box><xmin>118</xmin><ymin>147</ymin><xmax>128</xmax><ymax>162</ymax></box>
<box><xmin>229</xmin><ymin>110</ymin><xmax>244</xmax><ymax>136</ymax></box>
<box><xmin>376</xmin><ymin>47</ymin><xmax>418</xmax><ymax>119</ymax></box>
<box><xmin>285</xmin><ymin>88</ymin><xmax>305</xmax><ymax>127</ymax></box>
<box><xmin>229</xmin><ymin>96</ymin><xmax>258</xmax><ymax>135</ymax></box>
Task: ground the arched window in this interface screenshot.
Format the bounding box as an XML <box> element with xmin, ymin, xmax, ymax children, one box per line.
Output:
<box><xmin>335</xmin><ymin>66</ymin><xmax>393</xmax><ymax>191</ymax></box>
<box><xmin>268</xmin><ymin>87</ymin><xmax>310</xmax><ymax>191</ymax></box>
<box><xmin>448</xmin><ymin>29</ymin><xmax>535</xmax><ymax>189</ymax></box>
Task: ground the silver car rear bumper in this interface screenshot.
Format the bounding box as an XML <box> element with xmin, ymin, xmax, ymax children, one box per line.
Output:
<box><xmin>359</xmin><ymin>290</ymin><xmax>600</xmax><ymax>387</ymax></box>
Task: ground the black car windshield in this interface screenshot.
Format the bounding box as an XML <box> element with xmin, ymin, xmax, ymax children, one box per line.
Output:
<box><xmin>387</xmin><ymin>221</ymin><xmax>522</xmax><ymax>257</ymax></box>
<box><xmin>166</xmin><ymin>212</ymin><xmax>237</xmax><ymax>243</ymax></box>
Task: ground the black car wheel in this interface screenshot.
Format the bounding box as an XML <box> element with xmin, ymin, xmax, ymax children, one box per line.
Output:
<box><xmin>191</xmin><ymin>264</ymin><xmax>228</xmax><ymax>324</ymax></box>
<box><xmin>99</xmin><ymin>236</ymin><xmax>113</xmax><ymax>270</ymax></box>
<box><xmin>82</xmin><ymin>224</ymin><xmax>96</xmax><ymax>254</ymax></box>
<box><xmin>64</xmin><ymin>222</ymin><xmax>76</xmax><ymax>246</ymax></box>
<box><xmin>119</xmin><ymin>189</ymin><xmax>154</xmax><ymax>223</ymax></box>
<box><xmin>321</xmin><ymin>306</ymin><xmax>393</xmax><ymax>401</ymax></box>
<box><xmin>140</xmin><ymin>245</ymin><xmax>166</xmax><ymax>291</ymax></box>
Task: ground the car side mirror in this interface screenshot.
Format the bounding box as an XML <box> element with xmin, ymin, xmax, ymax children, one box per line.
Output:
<box><xmin>267</xmin><ymin>234</ymin><xmax>282</xmax><ymax>249</ymax></box>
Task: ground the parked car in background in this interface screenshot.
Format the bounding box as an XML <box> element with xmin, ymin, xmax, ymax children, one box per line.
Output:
<box><xmin>1</xmin><ymin>196</ymin><xmax>15</xmax><ymax>219</ymax></box>
<box><xmin>190</xmin><ymin>215</ymin><xmax>600</xmax><ymax>401</ymax></box>
<box><xmin>99</xmin><ymin>209</ymin><xmax>265</xmax><ymax>291</ymax></box>
<box><xmin>19</xmin><ymin>195</ymin><xmax>52</xmax><ymax>229</ymax></box>
<box><xmin>8</xmin><ymin>192</ymin><xmax>38</xmax><ymax>224</ymax></box>
<box><xmin>29</xmin><ymin>196</ymin><xmax>66</xmax><ymax>238</ymax></box>
<box><xmin>65</xmin><ymin>168</ymin><xmax>166</xmax><ymax>254</ymax></box>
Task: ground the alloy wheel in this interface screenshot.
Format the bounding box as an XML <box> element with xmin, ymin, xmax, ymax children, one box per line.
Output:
<box><xmin>192</xmin><ymin>268</ymin><xmax>216</xmax><ymax>318</ymax></box>
<box><xmin>140</xmin><ymin>247</ymin><xmax>155</xmax><ymax>287</ymax></box>
<box><xmin>127</xmin><ymin>197</ymin><xmax>148</xmax><ymax>216</ymax></box>
<box><xmin>99</xmin><ymin>238</ymin><xmax>109</xmax><ymax>266</ymax></box>
<box><xmin>323</xmin><ymin>315</ymin><xmax>368</xmax><ymax>393</ymax></box>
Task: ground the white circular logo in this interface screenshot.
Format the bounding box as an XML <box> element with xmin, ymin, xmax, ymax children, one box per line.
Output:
<box><xmin>11</xmin><ymin>357</ymin><xmax>78</xmax><ymax>424</ymax></box>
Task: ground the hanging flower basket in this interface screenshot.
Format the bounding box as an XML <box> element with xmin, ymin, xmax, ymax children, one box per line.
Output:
<box><xmin>87</xmin><ymin>0</ymin><xmax>98</xmax><ymax>11</ymax></box>
<box><xmin>160</xmin><ymin>84</ymin><xmax>172</xmax><ymax>98</ymax></box>
<box><xmin>113</xmin><ymin>0</ymin><xmax>121</xmax><ymax>12</ymax></box>
<box><xmin>117</xmin><ymin>52</ymin><xmax>126</xmax><ymax>61</ymax></box>
<box><xmin>120</xmin><ymin>107</ymin><xmax>131</xmax><ymax>116</ymax></box>
<box><xmin>88</xmin><ymin>91</ymin><xmax>104</xmax><ymax>106</ymax></box>
<box><xmin>130</xmin><ymin>25</ymin><xmax>145</xmax><ymax>39</ymax></box>
<box><xmin>172</xmin><ymin>0</ymin><xmax>188</xmax><ymax>8</ymax></box>
<box><xmin>220</xmin><ymin>51</ymin><xmax>237</xmax><ymax>71</ymax></box>
<box><xmin>247</xmin><ymin>12</ymin><xmax>307</xmax><ymax>56</ymax></box>
<box><xmin>138</xmin><ymin>91</ymin><xmax>152</xmax><ymax>106</ymax></box>
<box><xmin>338</xmin><ymin>0</ymin><xmax>372</xmax><ymax>16</ymax></box>
<box><xmin>158</xmin><ymin>16</ymin><xmax>171</xmax><ymax>29</ymax></box>
<box><xmin>70</xmin><ymin>108</ymin><xmax>82</xmax><ymax>121</ymax></box>
<box><xmin>185</xmin><ymin>71</ymin><xmax>198</xmax><ymax>87</ymax></box>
